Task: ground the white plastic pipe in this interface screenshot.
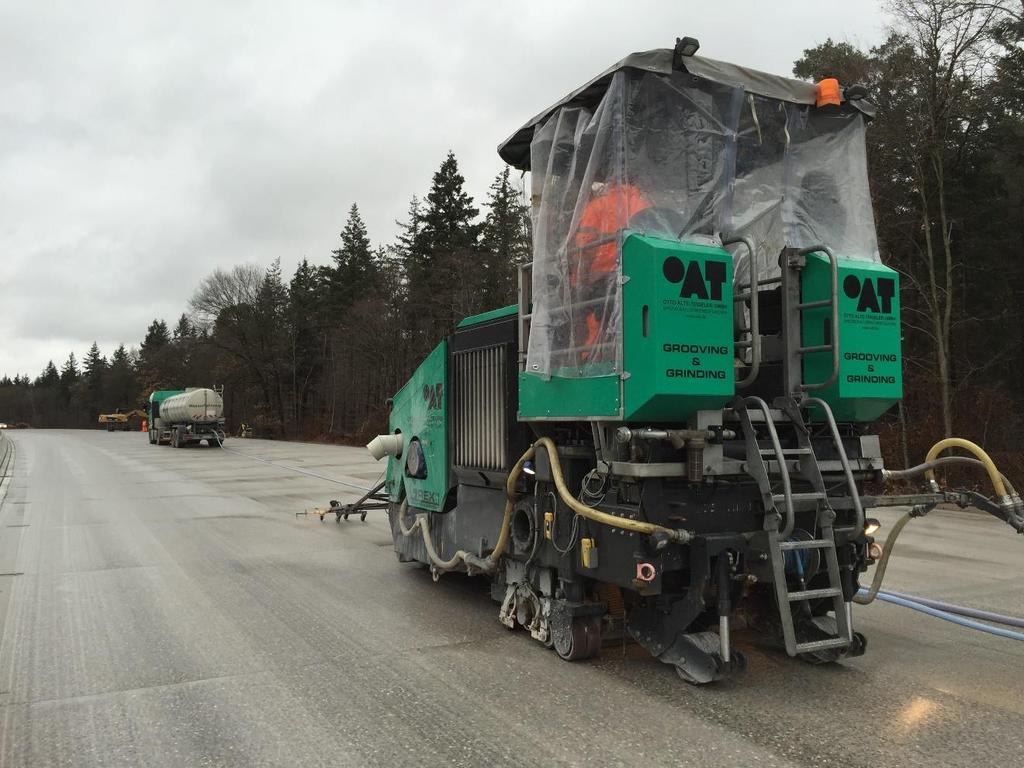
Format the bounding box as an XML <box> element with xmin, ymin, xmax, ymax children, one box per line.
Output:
<box><xmin>367</xmin><ymin>434</ymin><xmax>403</xmax><ymax>461</ymax></box>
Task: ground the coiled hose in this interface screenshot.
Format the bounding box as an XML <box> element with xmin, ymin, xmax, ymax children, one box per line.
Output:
<box><xmin>395</xmin><ymin>436</ymin><xmax>693</xmax><ymax>575</ymax></box>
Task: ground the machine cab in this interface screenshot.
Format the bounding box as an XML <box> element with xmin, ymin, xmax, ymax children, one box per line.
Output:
<box><xmin>499</xmin><ymin>44</ymin><xmax>900</xmax><ymax>423</ymax></box>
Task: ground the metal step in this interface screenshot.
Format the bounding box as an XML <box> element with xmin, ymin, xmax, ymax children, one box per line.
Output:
<box><xmin>787</xmin><ymin>587</ymin><xmax>842</xmax><ymax>601</ymax></box>
<box><xmin>778</xmin><ymin>539</ymin><xmax>832</xmax><ymax>550</ymax></box>
<box><xmin>795</xmin><ymin>637</ymin><xmax>850</xmax><ymax>654</ymax></box>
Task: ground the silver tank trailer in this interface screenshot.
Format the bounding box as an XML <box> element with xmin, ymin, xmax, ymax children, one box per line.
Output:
<box><xmin>159</xmin><ymin>388</ymin><xmax>224</xmax><ymax>425</ymax></box>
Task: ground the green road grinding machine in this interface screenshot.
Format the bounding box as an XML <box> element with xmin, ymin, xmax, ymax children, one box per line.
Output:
<box><xmin>365</xmin><ymin>39</ymin><xmax>1024</xmax><ymax>683</ymax></box>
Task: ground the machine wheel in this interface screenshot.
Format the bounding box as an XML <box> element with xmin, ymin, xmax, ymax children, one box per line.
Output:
<box><xmin>554</xmin><ymin>616</ymin><xmax>601</xmax><ymax>661</ymax></box>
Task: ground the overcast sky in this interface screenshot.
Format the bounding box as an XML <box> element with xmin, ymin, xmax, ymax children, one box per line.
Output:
<box><xmin>0</xmin><ymin>0</ymin><xmax>888</xmax><ymax>378</ymax></box>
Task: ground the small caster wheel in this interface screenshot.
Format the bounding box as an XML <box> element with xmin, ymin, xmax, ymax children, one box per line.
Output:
<box><xmin>360</xmin><ymin>512</ymin><xmax>367</xmax><ymax>522</ymax></box>
<box><xmin>555</xmin><ymin>616</ymin><xmax>601</xmax><ymax>661</ymax></box>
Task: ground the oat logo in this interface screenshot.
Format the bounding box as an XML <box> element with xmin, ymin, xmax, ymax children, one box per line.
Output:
<box><xmin>422</xmin><ymin>383</ymin><xmax>443</xmax><ymax>410</ymax></box>
<box><xmin>843</xmin><ymin>275</ymin><xmax>896</xmax><ymax>314</ymax></box>
<box><xmin>662</xmin><ymin>257</ymin><xmax>727</xmax><ymax>301</ymax></box>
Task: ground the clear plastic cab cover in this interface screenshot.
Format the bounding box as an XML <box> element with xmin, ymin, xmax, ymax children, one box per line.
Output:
<box><xmin>526</xmin><ymin>69</ymin><xmax>879</xmax><ymax>379</ymax></box>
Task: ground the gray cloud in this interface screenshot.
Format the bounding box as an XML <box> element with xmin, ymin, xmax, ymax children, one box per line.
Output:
<box><xmin>0</xmin><ymin>0</ymin><xmax>886</xmax><ymax>378</ymax></box>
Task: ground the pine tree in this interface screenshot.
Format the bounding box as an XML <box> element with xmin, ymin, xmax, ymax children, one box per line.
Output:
<box><xmin>290</xmin><ymin>258</ymin><xmax>328</xmax><ymax>431</ymax></box>
<box><xmin>396</xmin><ymin>196</ymin><xmax>422</xmax><ymax>260</ymax></box>
<box><xmin>480</xmin><ymin>166</ymin><xmax>531</xmax><ymax>308</ymax></box>
<box><xmin>172</xmin><ymin>314</ymin><xmax>194</xmax><ymax>341</ymax></box>
<box><xmin>111</xmin><ymin>344</ymin><xmax>131</xmax><ymax>366</ymax></box>
<box><xmin>419</xmin><ymin>151</ymin><xmax>480</xmax><ymax>256</ymax></box>
<box><xmin>60</xmin><ymin>353</ymin><xmax>79</xmax><ymax>384</ymax></box>
<box><xmin>83</xmin><ymin>342</ymin><xmax>107</xmax><ymax>380</ymax></box>
<box><xmin>138</xmin><ymin>319</ymin><xmax>172</xmax><ymax>394</ymax></box>
<box><xmin>141</xmin><ymin>320</ymin><xmax>170</xmax><ymax>356</ymax></box>
<box><xmin>330</xmin><ymin>203</ymin><xmax>377</xmax><ymax>312</ymax></box>
<box><xmin>82</xmin><ymin>342</ymin><xmax>107</xmax><ymax>415</ymax></box>
<box><xmin>106</xmin><ymin>344</ymin><xmax>138</xmax><ymax>410</ymax></box>
<box><xmin>36</xmin><ymin>361</ymin><xmax>60</xmax><ymax>387</ymax></box>
<box><xmin>406</xmin><ymin>152</ymin><xmax>482</xmax><ymax>342</ymax></box>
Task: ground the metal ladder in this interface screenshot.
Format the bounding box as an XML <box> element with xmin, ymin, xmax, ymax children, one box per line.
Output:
<box><xmin>780</xmin><ymin>245</ymin><xmax>841</xmax><ymax>396</ymax></box>
<box><xmin>734</xmin><ymin>395</ymin><xmax>852</xmax><ymax>657</ymax></box>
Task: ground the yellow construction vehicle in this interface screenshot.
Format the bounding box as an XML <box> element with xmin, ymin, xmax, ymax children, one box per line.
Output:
<box><xmin>98</xmin><ymin>409</ymin><xmax>146</xmax><ymax>432</ymax></box>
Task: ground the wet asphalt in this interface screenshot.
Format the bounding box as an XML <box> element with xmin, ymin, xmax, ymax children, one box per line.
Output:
<box><xmin>0</xmin><ymin>429</ymin><xmax>1021</xmax><ymax>767</ymax></box>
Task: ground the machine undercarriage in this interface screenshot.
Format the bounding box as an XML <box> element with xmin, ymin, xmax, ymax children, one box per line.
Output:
<box><xmin>385</xmin><ymin>366</ymin><xmax>880</xmax><ymax>682</ymax></box>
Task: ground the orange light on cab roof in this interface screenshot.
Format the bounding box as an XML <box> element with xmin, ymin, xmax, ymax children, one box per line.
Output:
<box><xmin>816</xmin><ymin>78</ymin><xmax>842</xmax><ymax>107</ymax></box>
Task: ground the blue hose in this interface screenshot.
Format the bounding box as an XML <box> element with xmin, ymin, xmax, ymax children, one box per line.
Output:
<box><xmin>858</xmin><ymin>589</ymin><xmax>1024</xmax><ymax>642</ymax></box>
<box><xmin>880</xmin><ymin>589</ymin><xmax>1024</xmax><ymax>629</ymax></box>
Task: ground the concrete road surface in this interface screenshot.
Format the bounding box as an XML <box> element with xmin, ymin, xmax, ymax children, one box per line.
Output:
<box><xmin>0</xmin><ymin>429</ymin><xmax>1022</xmax><ymax>767</ymax></box>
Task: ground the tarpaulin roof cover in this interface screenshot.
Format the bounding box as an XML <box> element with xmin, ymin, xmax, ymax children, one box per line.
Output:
<box><xmin>498</xmin><ymin>49</ymin><xmax>874</xmax><ymax>171</ymax></box>
<box><xmin>513</xmin><ymin>49</ymin><xmax>880</xmax><ymax>379</ymax></box>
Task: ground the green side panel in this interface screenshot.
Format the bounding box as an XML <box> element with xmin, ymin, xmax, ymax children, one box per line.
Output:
<box><xmin>456</xmin><ymin>304</ymin><xmax>517</xmax><ymax>328</ymax></box>
<box><xmin>802</xmin><ymin>254</ymin><xmax>902</xmax><ymax>421</ymax></box>
<box><xmin>518</xmin><ymin>372</ymin><xmax>621</xmax><ymax>419</ymax></box>
<box><xmin>385</xmin><ymin>341</ymin><xmax>449</xmax><ymax>511</ymax></box>
<box><xmin>149</xmin><ymin>389</ymin><xmax>184</xmax><ymax>404</ymax></box>
<box><xmin>621</xmin><ymin>234</ymin><xmax>735</xmax><ymax>421</ymax></box>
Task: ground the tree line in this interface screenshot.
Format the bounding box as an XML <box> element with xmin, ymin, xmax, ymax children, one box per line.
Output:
<box><xmin>0</xmin><ymin>153</ymin><xmax>529</xmax><ymax>439</ymax></box>
<box><xmin>2</xmin><ymin>0</ymin><xmax>1023</xmax><ymax>480</ymax></box>
<box><xmin>794</xmin><ymin>0</ymin><xmax>1024</xmax><ymax>478</ymax></box>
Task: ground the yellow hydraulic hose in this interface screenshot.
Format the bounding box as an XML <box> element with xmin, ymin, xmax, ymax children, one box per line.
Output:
<box><xmin>924</xmin><ymin>438</ymin><xmax>1009</xmax><ymax>500</ymax></box>
<box><xmin>532</xmin><ymin>437</ymin><xmax>691</xmax><ymax>542</ymax></box>
<box><xmin>395</xmin><ymin>437</ymin><xmax>692</xmax><ymax>575</ymax></box>
<box><xmin>396</xmin><ymin>445</ymin><xmax>526</xmax><ymax>573</ymax></box>
<box><xmin>858</xmin><ymin>438</ymin><xmax>1023</xmax><ymax>603</ymax></box>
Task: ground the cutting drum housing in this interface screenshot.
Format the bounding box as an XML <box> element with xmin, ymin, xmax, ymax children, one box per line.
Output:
<box><xmin>367</xmin><ymin>41</ymin><xmax>1024</xmax><ymax>682</ymax></box>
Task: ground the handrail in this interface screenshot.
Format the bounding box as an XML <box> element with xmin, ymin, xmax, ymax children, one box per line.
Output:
<box><xmin>743</xmin><ymin>395</ymin><xmax>795</xmax><ymax>538</ymax></box>
<box><xmin>805</xmin><ymin>397</ymin><xmax>865</xmax><ymax>531</ymax></box>
<box><xmin>723</xmin><ymin>235</ymin><xmax>761</xmax><ymax>389</ymax></box>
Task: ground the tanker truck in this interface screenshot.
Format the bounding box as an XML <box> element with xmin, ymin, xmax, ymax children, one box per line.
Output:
<box><xmin>148</xmin><ymin>388</ymin><xmax>226</xmax><ymax>447</ymax></box>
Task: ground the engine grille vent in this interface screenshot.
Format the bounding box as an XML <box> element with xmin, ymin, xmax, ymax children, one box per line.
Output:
<box><xmin>452</xmin><ymin>344</ymin><xmax>509</xmax><ymax>470</ymax></box>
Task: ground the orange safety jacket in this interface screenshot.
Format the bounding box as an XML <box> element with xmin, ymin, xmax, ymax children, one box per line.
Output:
<box><xmin>572</xmin><ymin>183</ymin><xmax>651</xmax><ymax>285</ymax></box>
<box><xmin>572</xmin><ymin>183</ymin><xmax>650</xmax><ymax>359</ymax></box>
